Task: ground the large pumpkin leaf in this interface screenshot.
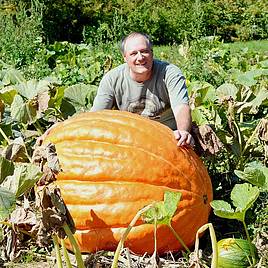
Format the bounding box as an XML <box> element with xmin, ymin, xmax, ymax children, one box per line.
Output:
<box><xmin>2</xmin><ymin>163</ymin><xmax>42</xmax><ymax>197</ymax></box>
<box><xmin>86</xmin><ymin>85</ymin><xmax>98</xmax><ymax>108</ymax></box>
<box><xmin>16</xmin><ymin>79</ymin><xmax>51</xmax><ymax>100</ymax></box>
<box><xmin>234</xmin><ymin>69</ymin><xmax>263</xmax><ymax>87</ymax></box>
<box><xmin>64</xmin><ymin>83</ymin><xmax>97</xmax><ymax>112</ymax></box>
<box><xmin>0</xmin><ymin>187</ymin><xmax>16</xmax><ymax>220</ymax></box>
<box><xmin>188</xmin><ymin>81</ymin><xmax>216</xmax><ymax>106</ymax></box>
<box><xmin>11</xmin><ymin>95</ymin><xmax>37</xmax><ymax>124</ymax></box>
<box><xmin>1</xmin><ymin>69</ymin><xmax>25</xmax><ymax>86</ymax></box>
<box><xmin>211</xmin><ymin>183</ymin><xmax>259</xmax><ymax>222</ymax></box>
<box><xmin>0</xmin><ymin>156</ymin><xmax>14</xmax><ymax>184</ymax></box>
<box><xmin>210</xmin><ymin>200</ymin><xmax>244</xmax><ymax>221</ymax></box>
<box><xmin>216</xmin><ymin>83</ymin><xmax>238</xmax><ymax>101</ymax></box>
<box><xmin>231</xmin><ymin>183</ymin><xmax>260</xmax><ymax>211</ymax></box>
<box><xmin>249</xmin><ymin>87</ymin><xmax>268</xmax><ymax>114</ymax></box>
<box><xmin>142</xmin><ymin>191</ymin><xmax>181</xmax><ymax>225</ymax></box>
<box><xmin>235</xmin><ymin>161</ymin><xmax>268</xmax><ymax>190</ymax></box>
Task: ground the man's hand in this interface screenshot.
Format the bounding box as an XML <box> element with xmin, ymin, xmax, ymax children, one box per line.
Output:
<box><xmin>173</xmin><ymin>130</ymin><xmax>194</xmax><ymax>147</ymax></box>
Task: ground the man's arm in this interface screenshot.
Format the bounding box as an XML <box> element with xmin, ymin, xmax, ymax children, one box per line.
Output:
<box><xmin>173</xmin><ymin>103</ymin><xmax>194</xmax><ymax>146</ymax></box>
<box><xmin>91</xmin><ymin>74</ymin><xmax>115</xmax><ymax>112</ymax></box>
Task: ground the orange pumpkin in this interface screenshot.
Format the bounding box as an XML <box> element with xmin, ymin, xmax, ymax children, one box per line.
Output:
<box><xmin>43</xmin><ymin>110</ymin><xmax>213</xmax><ymax>255</ymax></box>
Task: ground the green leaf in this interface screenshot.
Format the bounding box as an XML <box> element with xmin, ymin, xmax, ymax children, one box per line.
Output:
<box><xmin>86</xmin><ymin>85</ymin><xmax>98</xmax><ymax>108</ymax></box>
<box><xmin>231</xmin><ymin>183</ymin><xmax>259</xmax><ymax>211</ymax></box>
<box><xmin>211</xmin><ymin>183</ymin><xmax>259</xmax><ymax>222</ymax></box>
<box><xmin>260</xmin><ymin>60</ymin><xmax>268</xmax><ymax>68</ymax></box>
<box><xmin>0</xmin><ymin>156</ymin><xmax>14</xmax><ymax>184</ymax></box>
<box><xmin>49</xmin><ymin>86</ymin><xmax>65</xmax><ymax>110</ymax></box>
<box><xmin>2</xmin><ymin>163</ymin><xmax>42</xmax><ymax>198</ymax></box>
<box><xmin>0</xmin><ymin>187</ymin><xmax>16</xmax><ymax>220</ymax></box>
<box><xmin>11</xmin><ymin>95</ymin><xmax>37</xmax><ymax>124</ymax></box>
<box><xmin>17</xmin><ymin>79</ymin><xmax>51</xmax><ymax>100</ymax></box>
<box><xmin>142</xmin><ymin>191</ymin><xmax>181</xmax><ymax>225</ymax></box>
<box><xmin>235</xmin><ymin>71</ymin><xmax>258</xmax><ymax>87</ymax></box>
<box><xmin>192</xmin><ymin>107</ymin><xmax>210</xmax><ymax>125</ymax></box>
<box><xmin>234</xmin><ymin>161</ymin><xmax>268</xmax><ymax>189</ymax></box>
<box><xmin>0</xmin><ymin>86</ymin><xmax>17</xmax><ymax>105</ymax></box>
<box><xmin>188</xmin><ymin>81</ymin><xmax>216</xmax><ymax>106</ymax></box>
<box><xmin>210</xmin><ymin>200</ymin><xmax>244</xmax><ymax>221</ymax></box>
<box><xmin>1</xmin><ymin>69</ymin><xmax>25</xmax><ymax>86</ymax></box>
<box><xmin>249</xmin><ymin>87</ymin><xmax>268</xmax><ymax>114</ymax></box>
<box><xmin>64</xmin><ymin>83</ymin><xmax>92</xmax><ymax>112</ymax></box>
<box><xmin>216</xmin><ymin>83</ymin><xmax>238</xmax><ymax>100</ymax></box>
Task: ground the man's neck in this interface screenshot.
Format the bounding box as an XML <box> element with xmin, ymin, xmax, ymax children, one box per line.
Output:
<box><xmin>129</xmin><ymin>70</ymin><xmax>152</xmax><ymax>83</ymax></box>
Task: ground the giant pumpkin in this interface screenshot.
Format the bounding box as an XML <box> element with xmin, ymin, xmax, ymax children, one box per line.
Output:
<box><xmin>43</xmin><ymin>110</ymin><xmax>213</xmax><ymax>255</ymax></box>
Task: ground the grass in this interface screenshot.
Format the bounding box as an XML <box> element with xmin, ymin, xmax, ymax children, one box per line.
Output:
<box><xmin>223</xmin><ymin>40</ymin><xmax>268</xmax><ymax>54</ymax></box>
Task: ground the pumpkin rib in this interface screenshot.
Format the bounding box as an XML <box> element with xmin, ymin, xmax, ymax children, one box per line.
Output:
<box><xmin>58</xmin><ymin>110</ymin><xmax>171</xmax><ymax>139</ymax></box>
<box><xmin>56</xmin><ymin>180</ymin><xmax>204</xmax><ymax>205</ymax></box>
<box><xmin>55</xmin><ymin>140</ymin><xmax>194</xmax><ymax>187</ymax></box>
<box><xmin>57</xmin><ymin>179</ymin><xmax>207</xmax><ymax>230</ymax></box>
<box><xmin>65</xmin><ymin>197</ymin><xmax>206</xmax><ymax>230</ymax></box>
<box><xmin>45</xmin><ymin>118</ymin><xmax>176</xmax><ymax>155</ymax></box>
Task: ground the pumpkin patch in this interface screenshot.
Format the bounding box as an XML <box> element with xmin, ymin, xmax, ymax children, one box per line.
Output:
<box><xmin>43</xmin><ymin>110</ymin><xmax>213</xmax><ymax>255</ymax></box>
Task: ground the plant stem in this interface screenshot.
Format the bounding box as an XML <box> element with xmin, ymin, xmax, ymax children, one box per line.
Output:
<box><xmin>233</xmin><ymin>120</ymin><xmax>243</xmax><ymax>156</ymax></box>
<box><xmin>33</xmin><ymin>120</ymin><xmax>44</xmax><ymax>136</ymax></box>
<box><xmin>194</xmin><ymin>223</ymin><xmax>218</xmax><ymax>268</ymax></box>
<box><xmin>61</xmin><ymin>238</ymin><xmax>73</xmax><ymax>268</ymax></box>
<box><xmin>111</xmin><ymin>204</ymin><xmax>154</xmax><ymax>268</ymax></box>
<box><xmin>242</xmin><ymin>220</ymin><xmax>256</xmax><ymax>266</ymax></box>
<box><xmin>52</xmin><ymin>234</ymin><xmax>63</xmax><ymax>268</ymax></box>
<box><xmin>0</xmin><ymin>127</ymin><xmax>10</xmax><ymax>144</ymax></box>
<box><xmin>168</xmin><ymin>224</ymin><xmax>191</xmax><ymax>254</ymax></box>
<box><xmin>63</xmin><ymin>223</ymin><xmax>85</xmax><ymax>268</ymax></box>
<box><xmin>241</xmin><ymin>120</ymin><xmax>260</xmax><ymax>156</ymax></box>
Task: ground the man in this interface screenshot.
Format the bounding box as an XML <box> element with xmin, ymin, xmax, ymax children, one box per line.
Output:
<box><xmin>91</xmin><ymin>32</ymin><xmax>194</xmax><ymax>146</ymax></box>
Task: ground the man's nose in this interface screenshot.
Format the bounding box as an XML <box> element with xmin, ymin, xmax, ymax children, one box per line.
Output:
<box><xmin>136</xmin><ymin>51</ymin><xmax>144</xmax><ymax>60</ymax></box>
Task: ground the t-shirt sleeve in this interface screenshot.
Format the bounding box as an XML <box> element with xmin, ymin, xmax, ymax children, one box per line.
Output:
<box><xmin>91</xmin><ymin>73</ymin><xmax>115</xmax><ymax>111</ymax></box>
<box><xmin>164</xmin><ymin>64</ymin><xmax>189</xmax><ymax>110</ymax></box>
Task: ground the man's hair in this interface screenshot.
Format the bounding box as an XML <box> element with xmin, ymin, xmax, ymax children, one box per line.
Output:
<box><xmin>120</xmin><ymin>32</ymin><xmax>153</xmax><ymax>55</ymax></box>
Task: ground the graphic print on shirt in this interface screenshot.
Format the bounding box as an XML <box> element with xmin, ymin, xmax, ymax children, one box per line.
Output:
<box><xmin>126</xmin><ymin>89</ymin><xmax>166</xmax><ymax>119</ymax></box>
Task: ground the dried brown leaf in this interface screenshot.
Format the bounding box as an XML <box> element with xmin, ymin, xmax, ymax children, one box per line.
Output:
<box><xmin>2</xmin><ymin>137</ymin><xmax>29</xmax><ymax>162</ymax></box>
<box><xmin>192</xmin><ymin>123</ymin><xmax>223</xmax><ymax>156</ymax></box>
<box><xmin>258</xmin><ymin>118</ymin><xmax>268</xmax><ymax>142</ymax></box>
<box><xmin>9</xmin><ymin>207</ymin><xmax>37</xmax><ymax>231</ymax></box>
<box><xmin>35</xmin><ymin>184</ymin><xmax>75</xmax><ymax>242</ymax></box>
<box><xmin>37</xmin><ymin>90</ymin><xmax>50</xmax><ymax>115</ymax></box>
<box><xmin>32</xmin><ymin>142</ymin><xmax>61</xmax><ymax>185</ymax></box>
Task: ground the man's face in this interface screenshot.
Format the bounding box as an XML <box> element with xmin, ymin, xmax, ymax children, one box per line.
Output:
<box><xmin>123</xmin><ymin>35</ymin><xmax>153</xmax><ymax>78</ymax></box>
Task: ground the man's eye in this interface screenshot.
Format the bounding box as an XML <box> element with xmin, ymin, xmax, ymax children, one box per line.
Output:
<box><xmin>130</xmin><ymin>52</ymin><xmax>137</xmax><ymax>56</ymax></box>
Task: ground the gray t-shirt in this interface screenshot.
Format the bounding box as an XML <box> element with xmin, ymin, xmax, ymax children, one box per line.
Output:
<box><xmin>91</xmin><ymin>59</ymin><xmax>189</xmax><ymax>130</ymax></box>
